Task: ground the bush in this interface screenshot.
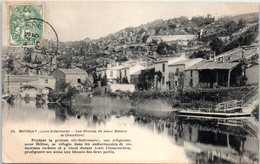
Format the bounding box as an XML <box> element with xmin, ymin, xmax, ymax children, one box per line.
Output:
<box><xmin>48</xmin><ymin>82</ymin><xmax>79</xmax><ymax>108</ymax></box>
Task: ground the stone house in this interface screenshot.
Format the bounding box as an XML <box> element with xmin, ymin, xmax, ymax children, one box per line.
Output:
<box><xmin>96</xmin><ymin>60</ymin><xmax>147</xmax><ymax>84</ymax></box>
<box><xmin>52</xmin><ymin>68</ymin><xmax>88</xmax><ymax>91</ymax></box>
<box><xmin>153</xmin><ymin>55</ymin><xmax>186</xmax><ymax>90</ymax></box>
<box><xmin>3</xmin><ymin>74</ymin><xmax>56</xmax><ymax>99</ymax></box>
<box><xmin>184</xmin><ymin>60</ymin><xmax>242</xmax><ymax>89</ymax></box>
<box><xmin>168</xmin><ymin>58</ymin><xmax>203</xmax><ymax>90</ymax></box>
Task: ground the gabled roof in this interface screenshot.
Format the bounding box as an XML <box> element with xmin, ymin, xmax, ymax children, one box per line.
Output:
<box><xmin>59</xmin><ymin>68</ymin><xmax>87</xmax><ymax>75</ymax></box>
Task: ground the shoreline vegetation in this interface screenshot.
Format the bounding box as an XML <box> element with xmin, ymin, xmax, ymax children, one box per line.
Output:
<box><xmin>46</xmin><ymin>84</ymin><xmax>258</xmax><ymax>121</ymax></box>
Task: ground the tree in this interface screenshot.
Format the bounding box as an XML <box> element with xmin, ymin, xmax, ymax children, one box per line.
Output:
<box><xmin>155</xmin><ymin>71</ymin><xmax>162</xmax><ymax>89</ymax></box>
<box><xmin>122</xmin><ymin>76</ymin><xmax>129</xmax><ymax>84</ymax></box>
<box><xmin>48</xmin><ymin>82</ymin><xmax>79</xmax><ymax>108</ymax></box>
<box><xmin>101</xmin><ymin>74</ymin><xmax>108</xmax><ymax>86</ymax></box>
<box><xmin>7</xmin><ymin>56</ymin><xmax>14</xmax><ymax>74</ymax></box>
<box><xmin>156</xmin><ymin>42</ymin><xmax>169</xmax><ymax>55</ymax></box>
<box><xmin>209</xmin><ymin>37</ymin><xmax>224</xmax><ymax>55</ymax></box>
<box><xmin>190</xmin><ymin>50</ymin><xmax>210</xmax><ymax>59</ymax></box>
<box><xmin>137</xmin><ymin>69</ymin><xmax>155</xmax><ymax>90</ymax></box>
<box><xmin>224</xmin><ymin>20</ymin><xmax>239</xmax><ymax>35</ymax></box>
<box><xmin>92</xmin><ymin>72</ymin><xmax>98</xmax><ymax>83</ymax></box>
<box><xmin>83</xmin><ymin>78</ymin><xmax>93</xmax><ymax>90</ymax></box>
<box><xmin>237</xmin><ymin>19</ymin><xmax>246</xmax><ymax>29</ymax></box>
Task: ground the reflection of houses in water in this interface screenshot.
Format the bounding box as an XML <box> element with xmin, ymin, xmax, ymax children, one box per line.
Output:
<box><xmin>134</xmin><ymin>117</ymin><xmax>258</xmax><ymax>163</ymax></box>
<box><xmin>179</xmin><ymin>118</ymin><xmax>258</xmax><ymax>164</ymax></box>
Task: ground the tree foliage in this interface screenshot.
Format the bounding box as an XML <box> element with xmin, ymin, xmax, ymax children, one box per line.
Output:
<box><xmin>209</xmin><ymin>37</ymin><xmax>224</xmax><ymax>55</ymax></box>
<box><xmin>101</xmin><ymin>74</ymin><xmax>108</xmax><ymax>86</ymax></box>
<box><xmin>137</xmin><ymin>69</ymin><xmax>155</xmax><ymax>90</ymax></box>
<box><xmin>48</xmin><ymin>82</ymin><xmax>79</xmax><ymax>108</ymax></box>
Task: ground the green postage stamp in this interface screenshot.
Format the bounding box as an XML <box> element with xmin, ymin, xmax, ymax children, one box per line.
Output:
<box><xmin>9</xmin><ymin>5</ymin><xmax>43</xmax><ymax>46</ymax></box>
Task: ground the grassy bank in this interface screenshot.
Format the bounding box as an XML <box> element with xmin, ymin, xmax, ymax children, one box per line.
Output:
<box><xmin>131</xmin><ymin>86</ymin><xmax>257</xmax><ymax>108</ymax></box>
<box><xmin>64</xmin><ymin>85</ymin><xmax>258</xmax><ymax>121</ymax></box>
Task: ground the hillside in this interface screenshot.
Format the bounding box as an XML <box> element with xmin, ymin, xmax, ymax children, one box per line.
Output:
<box><xmin>3</xmin><ymin>12</ymin><xmax>259</xmax><ymax>74</ymax></box>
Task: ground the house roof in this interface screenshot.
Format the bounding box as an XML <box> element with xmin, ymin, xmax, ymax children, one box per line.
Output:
<box><xmin>130</xmin><ymin>70</ymin><xmax>141</xmax><ymax>76</ymax></box>
<box><xmin>59</xmin><ymin>68</ymin><xmax>87</xmax><ymax>75</ymax></box>
<box><xmin>154</xmin><ymin>55</ymin><xmax>186</xmax><ymax>64</ymax></box>
<box><xmin>168</xmin><ymin>58</ymin><xmax>203</xmax><ymax>66</ymax></box>
<box><xmin>186</xmin><ymin>60</ymin><xmax>240</xmax><ymax>70</ymax></box>
<box><xmin>4</xmin><ymin>75</ymin><xmax>55</xmax><ymax>83</ymax></box>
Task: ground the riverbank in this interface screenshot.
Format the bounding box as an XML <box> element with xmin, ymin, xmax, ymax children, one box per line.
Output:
<box><xmin>70</xmin><ymin>85</ymin><xmax>259</xmax><ymax>122</ymax></box>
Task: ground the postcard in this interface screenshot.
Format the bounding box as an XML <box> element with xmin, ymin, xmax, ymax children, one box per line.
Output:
<box><xmin>2</xmin><ymin>1</ymin><xmax>259</xmax><ymax>163</ymax></box>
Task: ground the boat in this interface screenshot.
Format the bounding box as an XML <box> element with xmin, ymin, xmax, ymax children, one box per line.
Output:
<box><xmin>176</xmin><ymin>100</ymin><xmax>252</xmax><ymax>118</ymax></box>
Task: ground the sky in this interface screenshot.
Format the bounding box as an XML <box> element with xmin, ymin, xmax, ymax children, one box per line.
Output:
<box><xmin>3</xmin><ymin>1</ymin><xmax>259</xmax><ymax>45</ymax></box>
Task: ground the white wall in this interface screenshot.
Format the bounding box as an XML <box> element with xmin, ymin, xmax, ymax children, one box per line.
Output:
<box><xmin>108</xmin><ymin>84</ymin><xmax>135</xmax><ymax>92</ymax></box>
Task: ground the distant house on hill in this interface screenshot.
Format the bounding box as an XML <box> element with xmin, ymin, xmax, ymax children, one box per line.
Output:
<box><xmin>52</xmin><ymin>68</ymin><xmax>88</xmax><ymax>91</ymax></box>
<box><xmin>148</xmin><ymin>34</ymin><xmax>198</xmax><ymax>46</ymax></box>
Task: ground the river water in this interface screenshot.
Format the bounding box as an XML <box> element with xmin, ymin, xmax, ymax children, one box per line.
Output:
<box><xmin>2</xmin><ymin>101</ymin><xmax>259</xmax><ymax>163</ymax></box>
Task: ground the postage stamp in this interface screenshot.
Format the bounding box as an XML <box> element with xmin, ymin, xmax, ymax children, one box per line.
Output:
<box><xmin>9</xmin><ymin>5</ymin><xmax>43</xmax><ymax>46</ymax></box>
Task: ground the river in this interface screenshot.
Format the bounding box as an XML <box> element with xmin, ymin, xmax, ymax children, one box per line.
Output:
<box><xmin>2</xmin><ymin>100</ymin><xmax>259</xmax><ymax>163</ymax></box>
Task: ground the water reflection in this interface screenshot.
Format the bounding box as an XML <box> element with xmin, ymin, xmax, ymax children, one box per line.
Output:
<box><xmin>134</xmin><ymin>116</ymin><xmax>259</xmax><ymax>164</ymax></box>
<box><xmin>3</xmin><ymin>101</ymin><xmax>259</xmax><ymax>163</ymax></box>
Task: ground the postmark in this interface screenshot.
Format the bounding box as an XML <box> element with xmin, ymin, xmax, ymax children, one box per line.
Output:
<box><xmin>17</xmin><ymin>18</ymin><xmax>59</xmax><ymax>70</ymax></box>
<box><xmin>9</xmin><ymin>5</ymin><xmax>43</xmax><ymax>46</ymax></box>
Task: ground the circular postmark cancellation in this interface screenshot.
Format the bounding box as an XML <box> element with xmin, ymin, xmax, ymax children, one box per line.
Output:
<box><xmin>9</xmin><ymin>5</ymin><xmax>59</xmax><ymax>69</ymax></box>
<box><xmin>18</xmin><ymin>18</ymin><xmax>59</xmax><ymax>69</ymax></box>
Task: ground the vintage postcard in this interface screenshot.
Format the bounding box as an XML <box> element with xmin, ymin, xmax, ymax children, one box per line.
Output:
<box><xmin>2</xmin><ymin>1</ymin><xmax>259</xmax><ymax>163</ymax></box>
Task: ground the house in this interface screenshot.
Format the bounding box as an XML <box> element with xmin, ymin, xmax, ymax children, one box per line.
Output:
<box><xmin>96</xmin><ymin>62</ymin><xmax>125</xmax><ymax>83</ymax></box>
<box><xmin>184</xmin><ymin>60</ymin><xmax>242</xmax><ymax>89</ymax></box>
<box><xmin>168</xmin><ymin>58</ymin><xmax>203</xmax><ymax>90</ymax></box>
<box><xmin>153</xmin><ymin>54</ymin><xmax>186</xmax><ymax>90</ymax></box>
<box><xmin>149</xmin><ymin>35</ymin><xmax>197</xmax><ymax>42</ymax></box>
<box><xmin>96</xmin><ymin>59</ymin><xmax>147</xmax><ymax>84</ymax></box>
<box><xmin>130</xmin><ymin>65</ymin><xmax>156</xmax><ymax>86</ymax></box>
<box><xmin>52</xmin><ymin>68</ymin><xmax>88</xmax><ymax>91</ymax></box>
<box><xmin>184</xmin><ymin>47</ymin><xmax>259</xmax><ymax>89</ymax></box>
<box><xmin>119</xmin><ymin>64</ymin><xmax>146</xmax><ymax>84</ymax></box>
<box><xmin>3</xmin><ymin>74</ymin><xmax>56</xmax><ymax>99</ymax></box>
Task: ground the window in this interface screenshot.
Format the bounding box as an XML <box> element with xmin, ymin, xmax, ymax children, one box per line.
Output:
<box><xmin>77</xmin><ymin>79</ymin><xmax>81</xmax><ymax>83</ymax></box>
<box><xmin>162</xmin><ymin>64</ymin><xmax>165</xmax><ymax>72</ymax></box>
<box><xmin>125</xmin><ymin>70</ymin><xmax>127</xmax><ymax>76</ymax></box>
<box><xmin>45</xmin><ymin>79</ymin><xmax>48</xmax><ymax>84</ymax></box>
<box><xmin>162</xmin><ymin>76</ymin><xmax>165</xmax><ymax>84</ymax></box>
<box><xmin>190</xmin><ymin>79</ymin><xmax>193</xmax><ymax>87</ymax></box>
<box><xmin>218</xmin><ymin>57</ymin><xmax>223</xmax><ymax>62</ymax></box>
<box><xmin>227</xmin><ymin>56</ymin><xmax>231</xmax><ymax>61</ymax></box>
<box><xmin>110</xmin><ymin>71</ymin><xmax>113</xmax><ymax>77</ymax></box>
<box><xmin>190</xmin><ymin>71</ymin><xmax>193</xmax><ymax>77</ymax></box>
